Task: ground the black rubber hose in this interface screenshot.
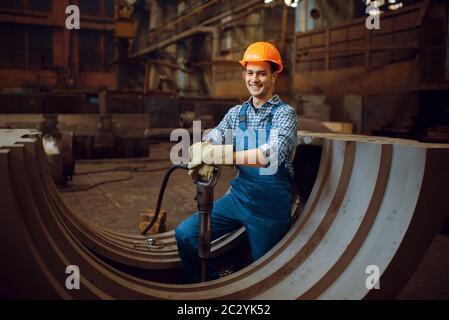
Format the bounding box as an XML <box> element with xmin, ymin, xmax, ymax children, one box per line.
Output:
<box><xmin>141</xmin><ymin>163</ymin><xmax>189</xmax><ymax>235</ymax></box>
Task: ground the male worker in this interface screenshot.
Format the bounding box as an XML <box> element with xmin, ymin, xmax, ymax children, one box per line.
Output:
<box><xmin>175</xmin><ymin>41</ymin><xmax>297</xmax><ymax>283</ymax></box>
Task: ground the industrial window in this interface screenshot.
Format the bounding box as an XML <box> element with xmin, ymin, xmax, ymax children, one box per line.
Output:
<box><xmin>0</xmin><ymin>23</ymin><xmax>52</xmax><ymax>69</ymax></box>
<box><xmin>0</xmin><ymin>0</ymin><xmax>24</xmax><ymax>9</ymax></box>
<box><xmin>177</xmin><ymin>1</ymin><xmax>186</xmax><ymax>14</ymax></box>
<box><xmin>79</xmin><ymin>0</ymin><xmax>100</xmax><ymax>16</ymax></box>
<box><xmin>27</xmin><ymin>0</ymin><xmax>52</xmax><ymax>12</ymax></box>
<box><xmin>220</xmin><ymin>29</ymin><xmax>233</xmax><ymax>53</ymax></box>
<box><xmin>0</xmin><ymin>0</ymin><xmax>52</xmax><ymax>11</ymax></box>
<box><xmin>0</xmin><ymin>23</ymin><xmax>26</xmax><ymax>68</ymax></box>
<box><xmin>29</xmin><ymin>26</ymin><xmax>53</xmax><ymax>68</ymax></box>
<box><xmin>79</xmin><ymin>30</ymin><xmax>113</xmax><ymax>72</ymax></box>
<box><xmin>103</xmin><ymin>31</ymin><xmax>114</xmax><ymax>71</ymax></box>
<box><xmin>79</xmin><ymin>30</ymin><xmax>102</xmax><ymax>71</ymax></box>
<box><xmin>103</xmin><ymin>0</ymin><xmax>114</xmax><ymax>17</ymax></box>
<box><xmin>79</xmin><ymin>0</ymin><xmax>114</xmax><ymax>17</ymax></box>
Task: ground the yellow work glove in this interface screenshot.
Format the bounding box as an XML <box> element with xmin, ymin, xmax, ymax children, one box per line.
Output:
<box><xmin>188</xmin><ymin>141</ymin><xmax>234</xmax><ymax>169</ymax></box>
<box><xmin>188</xmin><ymin>164</ymin><xmax>216</xmax><ymax>182</ymax></box>
<box><xmin>188</xmin><ymin>141</ymin><xmax>212</xmax><ymax>169</ymax></box>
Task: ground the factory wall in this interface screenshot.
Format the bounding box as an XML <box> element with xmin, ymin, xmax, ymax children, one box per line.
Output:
<box><xmin>0</xmin><ymin>0</ymin><xmax>116</xmax><ymax>92</ymax></box>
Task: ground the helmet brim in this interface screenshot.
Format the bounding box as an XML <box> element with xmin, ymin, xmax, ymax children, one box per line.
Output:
<box><xmin>238</xmin><ymin>59</ymin><xmax>283</xmax><ymax>73</ymax></box>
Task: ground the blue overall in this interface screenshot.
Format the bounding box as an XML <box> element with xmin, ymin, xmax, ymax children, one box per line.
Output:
<box><xmin>175</xmin><ymin>103</ymin><xmax>292</xmax><ymax>283</ymax></box>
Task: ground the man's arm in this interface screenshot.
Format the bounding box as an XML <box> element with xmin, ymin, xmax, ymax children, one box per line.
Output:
<box><xmin>190</xmin><ymin>141</ymin><xmax>267</xmax><ymax>167</ymax></box>
<box><xmin>258</xmin><ymin>105</ymin><xmax>298</xmax><ymax>166</ymax></box>
<box><xmin>204</xmin><ymin>105</ymin><xmax>267</xmax><ymax>167</ymax></box>
<box><xmin>233</xmin><ymin>149</ymin><xmax>268</xmax><ymax>167</ymax></box>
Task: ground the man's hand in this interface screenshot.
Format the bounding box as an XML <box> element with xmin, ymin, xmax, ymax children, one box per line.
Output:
<box><xmin>188</xmin><ymin>141</ymin><xmax>212</xmax><ymax>169</ymax></box>
<box><xmin>188</xmin><ymin>141</ymin><xmax>234</xmax><ymax>168</ymax></box>
<box><xmin>187</xmin><ymin>142</ymin><xmax>217</xmax><ymax>182</ymax></box>
<box><xmin>188</xmin><ymin>164</ymin><xmax>216</xmax><ymax>182</ymax></box>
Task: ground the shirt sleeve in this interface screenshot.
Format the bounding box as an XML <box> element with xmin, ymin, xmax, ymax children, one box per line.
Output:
<box><xmin>203</xmin><ymin>105</ymin><xmax>239</xmax><ymax>145</ymax></box>
<box><xmin>261</xmin><ymin>105</ymin><xmax>297</xmax><ymax>163</ymax></box>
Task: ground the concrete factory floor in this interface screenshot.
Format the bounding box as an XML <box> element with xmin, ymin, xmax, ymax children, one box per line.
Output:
<box><xmin>59</xmin><ymin>142</ymin><xmax>449</xmax><ymax>300</ymax></box>
<box><xmin>60</xmin><ymin>142</ymin><xmax>237</xmax><ymax>233</ymax></box>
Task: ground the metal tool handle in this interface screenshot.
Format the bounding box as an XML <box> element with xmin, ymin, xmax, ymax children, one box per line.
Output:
<box><xmin>196</xmin><ymin>167</ymin><xmax>221</xmax><ymax>282</ymax></box>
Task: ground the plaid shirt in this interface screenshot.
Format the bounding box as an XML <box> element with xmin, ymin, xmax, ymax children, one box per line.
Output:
<box><xmin>203</xmin><ymin>95</ymin><xmax>297</xmax><ymax>178</ymax></box>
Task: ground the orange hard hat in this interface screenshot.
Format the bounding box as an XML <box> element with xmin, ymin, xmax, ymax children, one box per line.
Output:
<box><xmin>239</xmin><ymin>41</ymin><xmax>283</xmax><ymax>73</ymax></box>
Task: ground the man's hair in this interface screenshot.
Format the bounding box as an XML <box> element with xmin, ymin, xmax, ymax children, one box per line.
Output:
<box><xmin>268</xmin><ymin>61</ymin><xmax>279</xmax><ymax>73</ymax></box>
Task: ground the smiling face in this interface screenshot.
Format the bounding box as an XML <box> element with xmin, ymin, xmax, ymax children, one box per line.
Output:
<box><xmin>245</xmin><ymin>61</ymin><xmax>278</xmax><ymax>101</ymax></box>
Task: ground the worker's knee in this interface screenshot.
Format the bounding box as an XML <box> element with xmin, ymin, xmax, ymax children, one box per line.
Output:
<box><xmin>174</xmin><ymin>224</ymin><xmax>187</xmax><ymax>244</ymax></box>
<box><xmin>175</xmin><ymin>221</ymin><xmax>198</xmax><ymax>250</ymax></box>
<box><xmin>248</xmin><ymin>221</ymin><xmax>290</xmax><ymax>261</ymax></box>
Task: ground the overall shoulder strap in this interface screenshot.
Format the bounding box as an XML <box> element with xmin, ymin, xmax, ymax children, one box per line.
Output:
<box><xmin>266</xmin><ymin>104</ymin><xmax>281</xmax><ymax>133</ymax></box>
<box><xmin>238</xmin><ymin>104</ymin><xmax>249</xmax><ymax>131</ymax></box>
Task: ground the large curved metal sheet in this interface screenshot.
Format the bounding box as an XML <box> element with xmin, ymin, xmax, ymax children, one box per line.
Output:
<box><xmin>0</xmin><ymin>129</ymin><xmax>448</xmax><ymax>299</ymax></box>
